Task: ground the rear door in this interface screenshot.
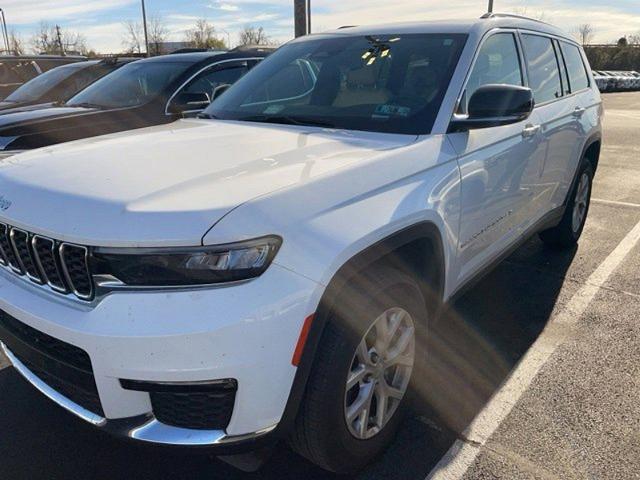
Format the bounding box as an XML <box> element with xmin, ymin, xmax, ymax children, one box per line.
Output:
<box><xmin>450</xmin><ymin>31</ymin><xmax>546</xmax><ymax>284</ymax></box>
<box><xmin>519</xmin><ymin>33</ymin><xmax>578</xmax><ymax>222</ymax></box>
<box><xmin>556</xmin><ymin>40</ymin><xmax>599</xmax><ymax>199</ymax></box>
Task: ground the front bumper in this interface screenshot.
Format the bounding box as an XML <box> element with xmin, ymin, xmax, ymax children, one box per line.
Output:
<box><xmin>0</xmin><ymin>262</ymin><xmax>321</xmax><ymax>446</ymax></box>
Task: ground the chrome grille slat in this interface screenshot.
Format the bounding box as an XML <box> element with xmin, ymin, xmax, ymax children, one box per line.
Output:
<box><xmin>0</xmin><ymin>225</ymin><xmax>93</xmax><ymax>301</ymax></box>
<box><xmin>60</xmin><ymin>244</ymin><xmax>93</xmax><ymax>300</ymax></box>
<box><xmin>0</xmin><ymin>224</ymin><xmax>21</xmax><ymax>273</ymax></box>
<box><xmin>10</xmin><ymin>229</ymin><xmax>43</xmax><ymax>284</ymax></box>
<box><xmin>32</xmin><ymin>236</ymin><xmax>68</xmax><ymax>293</ymax></box>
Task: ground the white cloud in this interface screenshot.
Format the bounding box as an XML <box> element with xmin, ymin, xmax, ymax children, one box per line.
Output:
<box><xmin>208</xmin><ymin>2</ymin><xmax>240</xmax><ymax>12</ymax></box>
<box><xmin>2</xmin><ymin>0</ymin><xmax>136</xmax><ymax>24</ymax></box>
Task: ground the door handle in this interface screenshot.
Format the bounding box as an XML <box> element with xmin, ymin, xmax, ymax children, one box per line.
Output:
<box><xmin>572</xmin><ymin>106</ymin><xmax>586</xmax><ymax>117</ymax></box>
<box><xmin>522</xmin><ymin>124</ymin><xmax>541</xmax><ymax>138</ymax></box>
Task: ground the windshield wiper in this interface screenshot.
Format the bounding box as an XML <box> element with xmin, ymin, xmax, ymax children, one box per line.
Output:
<box><xmin>240</xmin><ymin>115</ymin><xmax>336</xmax><ymax>128</ymax></box>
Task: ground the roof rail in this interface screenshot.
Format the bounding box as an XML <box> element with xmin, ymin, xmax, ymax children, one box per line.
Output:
<box><xmin>480</xmin><ymin>12</ymin><xmax>554</xmax><ymax>27</ymax></box>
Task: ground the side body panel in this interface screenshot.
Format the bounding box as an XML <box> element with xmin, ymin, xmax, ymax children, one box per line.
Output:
<box><xmin>204</xmin><ymin>135</ymin><xmax>464</xmax><ymax>301</ymax></box>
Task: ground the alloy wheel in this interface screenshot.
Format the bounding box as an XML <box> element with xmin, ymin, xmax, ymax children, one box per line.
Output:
<box><xmin>344</xmin><ymin>307</ymin><xmax>415</xmax><ymax>440</ymax></box>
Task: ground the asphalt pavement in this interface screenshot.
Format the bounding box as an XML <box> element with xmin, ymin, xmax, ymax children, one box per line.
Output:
<box><xmin>1</xmin><ymin>93</ymin><xmax>639</xmax><ymax>480</ymax></box>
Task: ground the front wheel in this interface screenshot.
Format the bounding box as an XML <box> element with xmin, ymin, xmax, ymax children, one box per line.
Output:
<box><xmin>289</xmin><ymin>268</ymin><xmax>427</xmax><ymax>473</ymax></box>
<box><xmin>539</xmin><ymin>161</ymin><xmax>594</xmax><ymax>248</ymax></box>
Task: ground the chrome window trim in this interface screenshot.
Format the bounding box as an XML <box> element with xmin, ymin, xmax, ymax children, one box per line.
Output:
<box><xmin>164</xmin><ymin>57</ymin><xmax>264</xmax><ymax>116</ymax></box>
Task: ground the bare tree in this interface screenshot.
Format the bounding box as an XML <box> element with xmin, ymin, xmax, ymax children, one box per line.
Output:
<box><xmin>30</xmin><ymin>22</ymin><xmax>89</xmax><ymax>55</ymax></box>
<box><xmin>185</xmin><ymin>19</ymin><xmax>226</xmax><ymax>50</ymax></box>
<box><xmin>148</xmin><ymin>16</ymin><xmax>169</xmax><ymax>55</ymax></box>
<box><xmin>237</xmin><ymin>25</ymin><xmax>273</xmax><ymax>46</ymax></box>
<box><xmin>122</xmin><ymin>20</ymin><xmax>143</xmax><ymax>54</ymax></box>
<box><xmin>628</xmin><ymin>33</ymin><xmax>640</xmax><ymax>46</ymax></box>
<box><xmin>8</xmin><ymin>29</ymin><xmax>25</xmax><ymax>55</ymax></box>
<box><xmin>576</xmin><ymin>24</ymin><xmax>595</xmax><ymax>46</ymax></box>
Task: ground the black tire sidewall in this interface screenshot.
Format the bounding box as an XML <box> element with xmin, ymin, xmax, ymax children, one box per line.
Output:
<box><xmin>567</xmin><ymin>161</ymin><xmax>594</xmax><ymax>242</ymax></box>
<box><xmin>306</xmin><ymin>270</ymin><xmax>427</xmax><ymax>472</ymax></box>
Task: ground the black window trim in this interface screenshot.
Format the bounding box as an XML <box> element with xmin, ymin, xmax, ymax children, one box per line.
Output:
<box><xmin>453</xmin><ymin>28</ymin><xmax>528</xmax><ymax>116</ymax></box>
<box><xmin>558</xmin><ymin>40</ymin><xmax>592</xmax><ymax>94</ymax></box>
<box><xmin>517</xmin><ymin>29</ymin><xmax>592</xmax><ymax>108</ymax></box>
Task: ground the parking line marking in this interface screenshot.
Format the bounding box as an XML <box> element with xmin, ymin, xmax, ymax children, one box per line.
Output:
<box><xmin>426</xmin><ymin>218</ymin><xmax>640</xmax><ymax>480</ymax></box>
<box><xmin>592</xmin><ymin>198</ymin><xmax>640</xmax><ymax>209</ymax></box>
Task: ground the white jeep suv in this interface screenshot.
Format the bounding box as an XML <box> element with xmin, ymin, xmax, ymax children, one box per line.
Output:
<box><xmin>0</xmin><ymin>14</ymin><xmax>602</xmax><ymax>474</ymax></box>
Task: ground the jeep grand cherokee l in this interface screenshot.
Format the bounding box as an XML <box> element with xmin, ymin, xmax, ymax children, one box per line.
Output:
<box><xmin>0</xmin><ymin>14</ymin><xmax>602</xmax><ymax>474</ymax></box>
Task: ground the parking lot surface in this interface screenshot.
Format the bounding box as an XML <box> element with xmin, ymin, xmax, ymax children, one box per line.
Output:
<box><xmin>1</xmin><ymin>93</ymin><xmax>639</xmax><ymax>480</ymax></box>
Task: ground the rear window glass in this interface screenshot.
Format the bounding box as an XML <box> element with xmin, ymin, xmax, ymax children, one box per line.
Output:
<box><xmin>561</xmin><ymin>42</ymin><xmax>590</xmax><ymax>92</ymax></box>
<box><xmin>522</xmin><ymin>34</ymin><xmax>562</xmax><ymax>104</ymax></box>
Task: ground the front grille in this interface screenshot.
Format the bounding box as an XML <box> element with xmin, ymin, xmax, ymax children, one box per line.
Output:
<box><xmin>150</xmin><ymin>390</ymin><xmax>237</xmax><ymax>430</ymax></box>
<box><xmin>0</xmin><ymin>223</ymin><xmax>93</xmax><ymax>300</ymax></box>
<box><xmin>0</xmin><ymin>310</ymin><xmax>103</xmax><ymax>416</ymax></box>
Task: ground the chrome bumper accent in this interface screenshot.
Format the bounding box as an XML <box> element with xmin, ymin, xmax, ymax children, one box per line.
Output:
<box><xmin>1</xmin><ymin>342</ymin><xmax>276</xmax><ymax>446</ymax></box>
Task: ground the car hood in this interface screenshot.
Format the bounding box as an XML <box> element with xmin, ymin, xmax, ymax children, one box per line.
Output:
<box><xmin>0</xmin><ymin>119</ymin><xmax>416</xmax><ymax>247</ymax></box>
<box><xmin>0</xmin><ymin>101</ymin><xmax>56</xmax><ymax>114</ymax></box>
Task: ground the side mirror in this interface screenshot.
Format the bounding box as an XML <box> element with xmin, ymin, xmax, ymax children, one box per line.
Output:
<box><xmin>212</xmin><ymin>84</ymin><xmax>232</xmax><ymax>101</ymax></box>
<box><xmin>450</xmin><ymin>84</ymin><xmax>534</xmax><ymax>132</ymax></box>
<box><xmin>168</xmin><ymin>92</ymin><xmax>211</xmax><ymax>114</ymax></box>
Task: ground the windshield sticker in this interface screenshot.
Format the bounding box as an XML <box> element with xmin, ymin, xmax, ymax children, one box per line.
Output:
<box><xmin>372</xmin><ymin>104</ymin><xmax>411</xmax><ymax>118</ymax></box>
<box><xmin>263</xmin><ymin>105</ymin><xmax>285</xmax><ymax>114</ymax></box>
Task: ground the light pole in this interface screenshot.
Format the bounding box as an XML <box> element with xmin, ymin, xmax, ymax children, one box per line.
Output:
<box><xmin>140</xmin><ymin>0</ymin><xmax>150</xmax><ymax>56</ymax></box>
<box><xmin>294</xmin><ymin>0</ymin><xmax>311</xmax><ymax>37</ymax></box>
<box><xmin>488</xmin><ymin>0</ymin><xmax>494</xmax><ymax>13</ymax></box>
<box><xmin>0</xmin><ymin>9</ymin><xmax>9</xmax><ymax>55</ymax></box>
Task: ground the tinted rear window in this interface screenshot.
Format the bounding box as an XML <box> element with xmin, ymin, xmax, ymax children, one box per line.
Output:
<box><xmin>561</xmin><ymin>42</ymin><xmax>590</xmax><ymax>92</ymax></box>
<box><xmin>522</xmin><ymin>34</ymin><xmax>562</xmax><ymax>104</ymax></box>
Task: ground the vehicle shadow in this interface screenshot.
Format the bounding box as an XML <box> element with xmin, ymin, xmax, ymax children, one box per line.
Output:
<box><xmin>358</xmin><ymin>236</ymin><xmax>578</xmax><ymax>480</ymax></box>
<box><xmin>0</xmin><ymin>237</ymin><xmax>576</xmax><ymax>480</ymax></box>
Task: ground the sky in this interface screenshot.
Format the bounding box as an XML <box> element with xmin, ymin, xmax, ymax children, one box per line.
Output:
<box><xmin>5</xmin><ymin>0</ymin><xmax>640</xmax><ymax>53</ymax></box>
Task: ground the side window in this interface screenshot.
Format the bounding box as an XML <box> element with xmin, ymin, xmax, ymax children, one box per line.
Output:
<box><xmin>561</xmin><ymin>42</ymin><xmax>590</xmax><ymax>92</ymax></box>
<box><xmin>180</xmin><ymin>64</ymin><xmax>249</xmax><ymax>100</ymax></box>
<box><xmin>521</xmin><ymin>34</ymin><xmax>563</xmax><ymax>104</ymax></box>
<box><xmin>244</xmin><ymin>59</ymin><xmax>315</xmax><ymax>104</ymax></box>
<box><xmin>461</xmin><ymin>33</ymin><xmax>523</xmax><ymax>113</ymax></box>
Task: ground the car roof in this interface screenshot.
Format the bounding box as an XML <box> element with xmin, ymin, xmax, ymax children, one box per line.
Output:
<box><xmin>313</xmin><ymin>13</ymin><xmax>574</xmax><ymax>44</ymax></box>
<box><xmin>136</xmin><ymin>49</ymin><xmax>270</xmax><ymax>65</ymax></box>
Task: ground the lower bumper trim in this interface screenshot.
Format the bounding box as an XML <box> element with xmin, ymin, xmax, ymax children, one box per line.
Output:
<box><xmin>1</xmin><ymin>342</ymin><xmax>276</xmax><ymax>447</ymax></box>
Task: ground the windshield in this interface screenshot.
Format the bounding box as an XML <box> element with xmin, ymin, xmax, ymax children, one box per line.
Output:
<box><xmin>67</xmin><ymin>61</ymin><xmax>189</xmax><ymax>109</ymax></box>
<box><xmin>5</xmin><ymin>63</ymin><xmax>94</xmax><ymax>103</ymax></box>
<box><xmin>206</xmin><ymin>34</ymin><xmax>466</xmax><ymax>135</ymax></box>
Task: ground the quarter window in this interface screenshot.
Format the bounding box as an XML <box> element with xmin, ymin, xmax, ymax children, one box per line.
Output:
<box><xmin>521</xmin><ymin>34</ymin><xmax>563</xmax><ymax>104</ymax></box>
<box><xmin>461</xmin><ymin>33</ymin><xmax>523</xmax><ymax>113</ymax></box>
<box><xmin>561</xmin><ymin>42</ymin><xmax>590</xmax><ymax>92</ymax></box>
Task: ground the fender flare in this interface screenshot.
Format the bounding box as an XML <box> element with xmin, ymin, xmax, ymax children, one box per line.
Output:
<box><xmin>273</xmin><ymin>221</ymin><xmax>446</xmax><ymax>438</ymax></box>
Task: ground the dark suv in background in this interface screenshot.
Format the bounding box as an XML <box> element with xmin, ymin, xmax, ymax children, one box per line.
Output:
<box><xmin>0</xmin><ymin>58</ymin><xmax>135</xmax><ymax>113</ymax></box>
<box><xmin>0</xmin><ymin>55</ymin><xmax>87</xmax><ymax>99</ymax></box>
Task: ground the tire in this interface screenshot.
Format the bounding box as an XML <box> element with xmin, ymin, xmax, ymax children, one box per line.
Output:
<box><xmin>289</xmin><ymin>267</ymin><xmax>427</xmax><ymax>474</ymax></box>
<box><xmin>539</xmin><ymin>160</ymin><xmax>594</xmax><ymax>248</ymax></box>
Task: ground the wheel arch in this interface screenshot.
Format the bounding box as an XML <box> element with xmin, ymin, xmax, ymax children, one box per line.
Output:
<box><xmin>274</xmin><ymin>221</ymin><xmax>446</xmax><ymax>438</ymax></box>
<box><xmin>582</xmin><ymin>134</ymin><xmax>602</xmax><ymax>173</ymax></box>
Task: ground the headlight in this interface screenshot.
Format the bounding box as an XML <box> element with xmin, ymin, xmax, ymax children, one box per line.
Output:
<box><xmin>91</xmin><ymin>236</ymin><xmax>282</xmax><ymax>287</ymax></box>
